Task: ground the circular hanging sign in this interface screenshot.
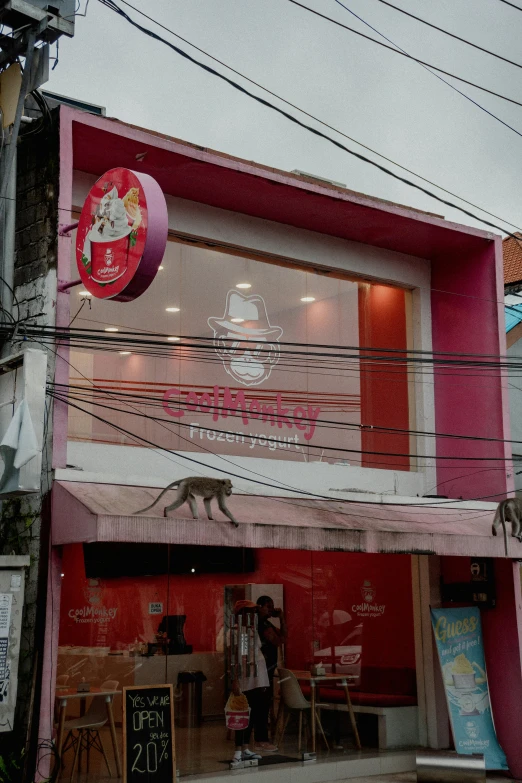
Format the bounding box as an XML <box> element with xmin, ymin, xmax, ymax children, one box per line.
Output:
<box><xmin>75</xmin><ymin>167</ymin><xmax>168</xmax><ymax>302</ymax></box>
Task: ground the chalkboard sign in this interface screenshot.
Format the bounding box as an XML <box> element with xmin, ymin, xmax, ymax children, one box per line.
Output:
<box><xmin>123</xmin><ymin>684</ymin><xmax>176</xmax><ymax>783</ymax></box>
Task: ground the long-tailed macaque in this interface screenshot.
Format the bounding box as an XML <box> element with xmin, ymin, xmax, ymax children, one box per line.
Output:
<box><xmin>134</xmin><ymin>477</ymin><xmax>239</xmax><ymax>527</ymax></box>
<box><xmin>492</xmin><ymin>498</ymin><xmax>522</xmax><ymax>556</ymax></box>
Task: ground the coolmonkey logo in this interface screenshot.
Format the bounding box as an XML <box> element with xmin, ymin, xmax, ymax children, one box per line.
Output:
<box><xmin>208</xmin><ymin>291</ymin><xmax>283</xmax><ymax>387</ymax></box>
<box><xmin>352</xmin><ymin>580</ymin><xmax>386</xmax><ymax>618</ymax></box>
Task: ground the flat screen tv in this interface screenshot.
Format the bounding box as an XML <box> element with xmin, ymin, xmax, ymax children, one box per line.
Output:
<box><xmin>83</xmin><ymin>543</ymin><xmax>256</xmax><ymax>578</ymax></box>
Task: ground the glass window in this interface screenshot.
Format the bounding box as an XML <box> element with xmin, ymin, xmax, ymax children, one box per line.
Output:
<box><xmin>56</xmin><ymin>546</ymin><xmax>417</xmax><ymax>777</ymax></box>
<box><xmin>68</xmin><ymin>239</ymin><xmax>413</xmax><ymax>471</ymax></box>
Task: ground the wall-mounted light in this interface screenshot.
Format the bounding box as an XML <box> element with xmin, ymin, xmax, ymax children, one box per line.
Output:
<box><xmin>166</xmin><ymin>307</ymin><xmax>180</xmax><ymax>312</ymax></box>
<box><xmin>300</xmin><ymin>297</ymin><xmax>316</xmax><ymax>303</ymax></box>
<box><xmin>236</xmin><ymin>283</ymin><xmax>251</xmax><ymax>289</ymax></box>
<box><xmin>167</xmin><ymin>337</ymin><xmax>180</xmax><ymax>341</ymax></box>
<box><xmin>105</xmin><ymin>327</ymin><xmax>119</xmax><ymax>332</ymax></box>
<box><xmin>119</xmin><ymin>351</ymin><xmax>131</xmax><ymax>356</ymax></box>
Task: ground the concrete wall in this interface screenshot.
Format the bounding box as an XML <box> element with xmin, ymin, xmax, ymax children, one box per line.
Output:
<box><xmin>0</xmin><ymin>113</ymin><xmax>59</xmax><ymax>778</ymax></box>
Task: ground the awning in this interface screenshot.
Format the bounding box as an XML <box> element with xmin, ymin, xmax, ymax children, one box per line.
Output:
<box><xmin>52</xmin><ymin>481</ymin><xmax>517</xmax><ymax>558</ymax></box>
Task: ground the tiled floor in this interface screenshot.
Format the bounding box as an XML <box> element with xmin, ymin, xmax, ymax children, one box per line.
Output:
<box><xmin>56</xmin><ymin>718</ymin><xmax>412</xmax><ymax>782</ymax></box>
<box><xmin>56</xmin><ymin>721</ymin><xmax>518</xmax><ymax>783</ymax></box>
<box><xmin>341</xmin><ymin>776</ymin><xmax>519</xmax><ymax>783</ymax></box>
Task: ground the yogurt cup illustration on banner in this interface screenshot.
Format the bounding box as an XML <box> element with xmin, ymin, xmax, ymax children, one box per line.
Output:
<box><xmin>76</xmin><ymin>168</ymin><xmax>167</xmax><ymax>302</ymax></box>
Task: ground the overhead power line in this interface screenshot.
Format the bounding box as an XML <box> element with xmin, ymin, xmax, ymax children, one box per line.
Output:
<box><xmin>331</xmin><ymin>0</ymin><xmax>522</xmax><ymax>140</ymax></box>
<box><xmin>96</xmin><ymin>0</ymin><xmax>522</xmax><ymax>242</ymax></box>
<box><xmin>50</xmin><ymin>380</ymin><xmax>522</xmax><ymax>450</ymax></box>
<box><xmin>109</xmin><ymin>0</ymin><xmax>522</xmax><ymax>234</ymax></box>
<box><xmin>497</xmin><ymin>0</ymin><xmax>522</xmax><ymax>10</ymax></box>
<box><xmin>285</xmin><ymin>0</ymin><xmax>522</xmax><ymax>111</ymax></box>
<box><xmin>47</xmin><ymin>387</ymin><xmax>507</xmax><ymax>508</ymax></box>
<box><xmin>374</xmin><ymin>0</ymin><xmax>522</xmax><ymax>71</ymax></box>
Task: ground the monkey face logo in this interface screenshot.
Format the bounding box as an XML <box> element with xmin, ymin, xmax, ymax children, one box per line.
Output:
<box><xmin>361</xmin><ymin>580</ymin><xmax>375</xmax><ymax>603</ymax></box>
<box><xmin>208</xmin><ymin>291</ymin><xmax>283</xmax><ymax>387</ymax></box>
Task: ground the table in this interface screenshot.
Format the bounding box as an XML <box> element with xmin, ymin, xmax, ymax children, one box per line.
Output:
<box><xmin>291</xmin><ymin>671</ymin><xmax>361</xmax><ymax>752</ymax></box>
<box><xmin>55</xmin><ymin>687</ymin><xmax>122</xmax><ymax>778</ymax></box>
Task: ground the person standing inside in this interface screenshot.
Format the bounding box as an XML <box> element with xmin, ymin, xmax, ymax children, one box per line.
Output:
<box><xmin>256</xmin><ymin>595</ymin><xmax>287</xmax><ymax>741</ymax></box>
<box><xmin>230</xmin><ymin>601</ymin><xmax>278</xmax><ymax>768</ymax></box>
<box><xmin>256</xmin><ymin>595</ymin><xmax>287</xmax><ymax>684</ymax></box>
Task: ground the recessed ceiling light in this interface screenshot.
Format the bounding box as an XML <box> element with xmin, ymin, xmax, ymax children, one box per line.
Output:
<box><xmin>300</xmin><ymin>296</ymin><xmax>316</xmax><ymax>302</ymax></box>
<box><xmin>230</xmin><ymin>317</ymin><xmax>245</xmax><ymax>323</ymax></box>
<box><xmin>236</xmin><ymin>283</ymin><xmax>251</xmax><ymax>289</ymax></box>
<box><xmin>79</xmin><ymin>290</ymin><xmax>92</xmax><ymax>297</ymax></box>
<box><xmin>191</xmin><ymin>568</ymin><xmax>196</xmax><ymax>573</ymax></box>
<box><xmin>105</xmin><ymin>327</ymin><xmax>119</xmax><ymax>332</ymax></box>
<box><xmin>159</xmin><ymin>266</ymin><xmax>164</xmax><ymax>270</ymax></box>
<box><xmin>167</xmin><ymin>336</ymin><xmax>180</xmax><ymax>341</ymax></box>
<box><xmin>165</xmin><ymin>307</ymin><xmax>180</xmax><ymax>312</ymax></box>
<box><xmin>119</xmin><ymin>351</ymin><xmax>131</xmax><ymax>355</ymax></box>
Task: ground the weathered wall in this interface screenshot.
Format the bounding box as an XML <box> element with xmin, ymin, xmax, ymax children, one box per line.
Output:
<box><xmin>0</xmin><ymin>111</ymin><xmax>59</xmax><ymax>780</ymax></box>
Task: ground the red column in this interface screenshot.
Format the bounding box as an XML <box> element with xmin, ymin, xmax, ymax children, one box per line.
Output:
<box><xmin>358</xmin><ymin>283</ymin><xmax>410</xmax><ymax>471</ymax></box>
<box><xmin>482</xmin><ymin>560</ymin><xmax>522</xmax><ymax>776</ymax></box>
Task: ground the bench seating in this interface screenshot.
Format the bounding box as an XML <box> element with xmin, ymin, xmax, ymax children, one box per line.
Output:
<box><xmin>301</xmin><ymin>666</ymin><xmax>418</xmax><ymax>750</ymax></box>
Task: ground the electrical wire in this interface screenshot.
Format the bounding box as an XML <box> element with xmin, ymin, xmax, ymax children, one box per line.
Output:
<box><xmin>47</xmin><ymin>386</ymin><xmax>503</xmax><ymax>513</ymax></box>
<box><xmin>96</xmin><ymin>0</ymin><xmax>522</xmax><ymax>243</ymax></box>
<box><xmin>497</xmin><ymin>0</ymin><xmax>522</xmax><ymax>10</ymax></box>
<box><xmin>50</xmin><ymin>379</ymin><xmax>522</xmax><ymax>452</ymax></box>
<box><xmin>23</xmin><ymin>323</ymin><xmax>522</xmax><ymax>368</ymax></box>
<box><xmin>331</xmin><ymin>0</ymin><xmax>522</xmax><ymax>140</ymax></box>
<box><xmin>374</xmin><ymin>0</ymin><xmax>522</xmax><ymax>71</ymax></box>
<box><xmin>35</xmin><ymin>336</ymin><xmax>510</xmax><ymax>512</ymax></box>
<box><xmin>48</xmin><ymin>383</ymin><xmax>517</xmax><ymax>466</ymax></box>
<box><xmin>111</xmin><ymin>0</ymin><xmax>522</xmax><ymax>233</ymax></box>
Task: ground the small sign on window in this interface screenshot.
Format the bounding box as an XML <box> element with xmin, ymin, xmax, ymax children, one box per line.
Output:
<box><xmin>149</xmin><ymin>602</ymin><xmax>163</xmax><ymax>615</ymax></box>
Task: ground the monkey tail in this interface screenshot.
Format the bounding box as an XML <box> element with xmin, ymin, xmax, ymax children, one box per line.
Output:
<box><xmin>500</xmin><ymin>506</ymin><xmax>509</xmax><ymax>557</ymax></box>
<box><xmin>134</xmin><ymin>480</ymin><xmax>181</xmax><ymax>514</ymax></box>
<box><xmin>492</xmin><ymin>508</ymin><xmax>499</xmax><ymax>537</ymax></box>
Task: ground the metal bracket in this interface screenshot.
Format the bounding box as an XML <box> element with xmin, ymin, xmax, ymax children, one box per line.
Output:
<box><xmin>57</xmin><ymin>278</ymin><xmax>82</xmax><ymax>293</ymax></box>
<box><xmin>58</xmin><ymin>221</ymin><xmax>79</xmax><ymax>236</ymax></box>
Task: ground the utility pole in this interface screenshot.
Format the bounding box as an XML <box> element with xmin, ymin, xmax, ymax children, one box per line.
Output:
<box><xmin>0</xmin><ymin>1</ymin><xmax>75</xmax><ymax>325</ymax></box>
<box><xmin>0</xmin><ymin>5</ymin><xmax>75</xmax><ymax>780</ymax></box>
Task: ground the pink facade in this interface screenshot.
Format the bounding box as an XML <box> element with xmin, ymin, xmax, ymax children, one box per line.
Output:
<box><xmin>39</xmin><ymin>105</ymin><xmax>522</xmax><ymax>779</ymax></box>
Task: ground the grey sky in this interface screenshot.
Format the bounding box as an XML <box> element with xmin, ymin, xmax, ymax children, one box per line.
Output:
<box><xmin>47</xmin><ymin>0</ymin><xmax>522</xmax><ymax>236</ymax></box>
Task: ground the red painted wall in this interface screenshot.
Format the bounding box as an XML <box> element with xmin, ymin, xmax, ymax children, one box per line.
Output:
<box><xmin>441</xmin><ymin>556</ymin><xmax>522</xmax><ymax>777</ymax></box>
<box><xmin>431</xmin><ymin>244</ymin><xmax>508</xmax><ymax>501</ymax></box>
<box><xmin>59</xmin><ymin>546</ymin><xmax>415</xmax><ymax>671</ymax></box>
<box><xmin>358</xmin><ymin>284</ymin><xmax>410</xmax><ymax>471</ymax></box>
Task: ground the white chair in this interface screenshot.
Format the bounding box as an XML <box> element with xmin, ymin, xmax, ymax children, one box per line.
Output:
<box><xmin>276</xmin><ymin>668</ymin><xmax>329</xmax><ymax>751</ymax></box>
<box><xmin>61</xmin><ymin>679</ymin><xmax>119</xmax><ymax>781</ymax></box>
<box><xmin>56</xmin><ymin>675</ymin><xmax>69</xmax><ymax>687</ymax></box>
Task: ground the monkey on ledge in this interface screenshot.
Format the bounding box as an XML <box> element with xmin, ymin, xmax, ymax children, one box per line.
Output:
<box><xmin>134</xmin><ymin>477</ymin><xmax>239</xmax><ymax>527</ymax></box>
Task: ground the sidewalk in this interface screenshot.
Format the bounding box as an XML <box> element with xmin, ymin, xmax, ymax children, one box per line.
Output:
<box><xmin>342</xmin><ymin>774</ymin><xmax>519</xmax><ymax>783</ymax></box>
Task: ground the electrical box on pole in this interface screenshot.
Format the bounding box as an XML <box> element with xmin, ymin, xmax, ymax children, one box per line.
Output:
<box><xmin>0</xmin><ymin>0</ymin><xmax>75</xmax><ymax>42</ymax></box>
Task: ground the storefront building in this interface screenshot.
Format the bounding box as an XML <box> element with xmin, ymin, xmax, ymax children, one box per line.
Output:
<box><xmin>28</xmin><ymin>105</ymin><xmax>522</xmax><ymax>781</ymax></box>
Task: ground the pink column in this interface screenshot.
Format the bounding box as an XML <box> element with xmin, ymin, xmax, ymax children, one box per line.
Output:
<box><xmin>482</xmin><ymin>560</ymin><xmax>522</xmax><ymax>777</ymax></box>
<box><xmin>35</xmin><ymin>547</ymin><xmax>62</xmax><ymax>782</ymax></box>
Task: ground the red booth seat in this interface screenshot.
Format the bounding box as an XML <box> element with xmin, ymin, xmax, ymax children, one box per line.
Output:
<box><xmin>300</xmin><ymin>666</ymin><xmax>417</xmax><ymax>709</ymax></box>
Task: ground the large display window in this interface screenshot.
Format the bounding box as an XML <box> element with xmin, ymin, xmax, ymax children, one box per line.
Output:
<box><xmin>67</xmin><ymin>239</ymin><xmax>414</xmax><ymax>471</ymax></box>
<box><xmin>55</xmin><ymin>545</ymin><xmax>418</xmax><ymax>778</ymax></box>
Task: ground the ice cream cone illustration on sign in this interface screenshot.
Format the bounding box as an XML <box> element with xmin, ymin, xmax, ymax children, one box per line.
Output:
<box><xmin>208</xmin><ymin>290</ymin><xmax>283</xmax><ymax>386</ymax></box>
<box><xmin>75</xmin><ymin>168</ymin><xmax>167</xmax><ymax>302</ymax></box>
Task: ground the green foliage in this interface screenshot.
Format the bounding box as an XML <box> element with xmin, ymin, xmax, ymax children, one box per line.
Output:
<box><xmin>0</xmin><ymin>746</ymin><xmax>26</xmax><ymax>783</ymax></box>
